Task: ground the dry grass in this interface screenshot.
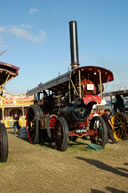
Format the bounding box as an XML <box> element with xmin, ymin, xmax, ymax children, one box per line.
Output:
<box><xmin>0</xmin><ymin>129</ymin><xmax>128</xmax><ymax>193</ymax></box>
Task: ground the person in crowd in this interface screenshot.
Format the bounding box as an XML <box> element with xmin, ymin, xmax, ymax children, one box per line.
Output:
<box><xmin>13</xmin><ymin>113</ymin><xmax>20</xmax><ymax>135</ymax></box>
<box><xmin>114</xmin><ymin>95</ymin><xmax>125</xmax><ymax>112</ymax></box>
<box><xmin>102</xmin><ymin>109</ymin><xmax>118</xmax><ymax>144</ymax></box>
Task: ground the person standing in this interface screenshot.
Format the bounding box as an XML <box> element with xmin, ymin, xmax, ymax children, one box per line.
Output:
<box><xmin>13</xmin><ymin>113</ymin><xmax>19</xmax><ymax>135</ymax></box>
<box><xmin>102</xmin><ymin>109</ymin><xmax>117</xmax><ymax>144</ymax></box>
<box><xmin>114</xmin><ymin>95</ymin><xmax>125</xmax><ymax>112</ymax></box>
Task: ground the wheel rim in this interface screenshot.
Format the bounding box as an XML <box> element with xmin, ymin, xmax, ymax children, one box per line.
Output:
<box><xmin>55</xmin><ymin>120</ymin><xmax>64</xmax><ymax>149</ymax></box>
<box><xmin>26</xmin><ymin>107</ymin><xmax>37</xmax><ymax>143</ymax></box>
<box><xmin>112</xmin><ymin>113</ymin><xmax>128</xmax><ymax>140</ymax></box>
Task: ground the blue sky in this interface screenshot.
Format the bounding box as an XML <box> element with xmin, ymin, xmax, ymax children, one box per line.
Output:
<box><xmin>0</xmin><ymin>0</ymin><xmax>128</xmax><ymax>94</ymax></box>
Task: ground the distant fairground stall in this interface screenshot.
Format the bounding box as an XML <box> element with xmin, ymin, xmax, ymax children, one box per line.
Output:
<box><xmin>0</xmin><ymin>89</ymin><xmax>34</xmax><ymax>128</ymax></box>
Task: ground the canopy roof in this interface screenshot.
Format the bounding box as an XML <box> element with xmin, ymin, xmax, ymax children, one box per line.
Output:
<box><xmin>27</xmin><ymin>65</ymin><xmax>114</xmax><ymax>96</ymax></box>
<box><xmin>72</xmin><ymin>66</ymin><xmax>114</xmax><ymax>84</ymax></box>
<box><xmin>0</xmin><ymin>62</ymin><xmax>19</xmax><ymax>87</ymax></box>
<box><xmin>103</xmin><ymin>89</ymin><xmax>128</xmax><ymax>97</ymax></box>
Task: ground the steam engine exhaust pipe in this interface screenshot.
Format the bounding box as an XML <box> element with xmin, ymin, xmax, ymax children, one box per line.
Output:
<box><xmin>69</xmin><ymin>21</ymin><xmax>80</xmax><ymax>70</ymax></box>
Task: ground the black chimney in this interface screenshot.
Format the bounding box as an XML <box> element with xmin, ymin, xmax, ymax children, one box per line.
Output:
<box><xmin>69</xmin><ymin>21</ymin><xmax>80</xmax><ymax>69</ymax></box>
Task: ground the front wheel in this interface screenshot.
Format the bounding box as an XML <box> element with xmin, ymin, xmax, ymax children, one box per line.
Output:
<box><xmin>0</xmin><ymin>123</ymin><xmax>8</xmax><ymax>162</ymax></box>
<box><xmin>55</xmin><ymin>117</ymin><xmax>69</xmax><ymax>151</ymax></box>
<box><xmin>90</xmin><ymin>116</ymin><xmax>108</xmax><ymax>147</ymax></box>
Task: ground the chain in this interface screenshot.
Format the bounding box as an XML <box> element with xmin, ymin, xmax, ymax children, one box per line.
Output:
<box><xmin>99</xmin><ymin>71</ymin><xmax>102</xmax><ymax>98</ymax></box>
<box><xmin>71</xmin><ymin>79</ymin><xmax>79</xmax><ymax>96</ymax></box>
<box><xmin>68</xmin><ymin>80</ymin><xmax>71</xmax><ymax>103</ymax></box>
<box><xmin>78</xmin><ymin>70</ymin><xmax>82</xmax><ymax>99</ymax></box>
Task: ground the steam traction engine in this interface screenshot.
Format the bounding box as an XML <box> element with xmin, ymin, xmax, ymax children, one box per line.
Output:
<box><xmin>0</xmin><ymin>62</ymin><xmax>19</xmax><ymax>161</ymax></box>
<box><xmin>26</xmin><ymin>21</ymin><xmax>114</xmax><ymax>151</ymax></box>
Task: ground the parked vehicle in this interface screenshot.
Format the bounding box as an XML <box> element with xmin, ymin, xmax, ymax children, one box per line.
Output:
<box><xmin>26</xmin><ymin>21</ymin><xmax>114</xmax><ymax>151</ymax></box>
<box><xmin>0</xmin><ymin>61</ymin><xmax>19</xmax><ymax>161</ymax></box>
<box><xmin>103</xmin><ymin>90</ymin><xmax>128</xmax><ymax>140</ymax></box>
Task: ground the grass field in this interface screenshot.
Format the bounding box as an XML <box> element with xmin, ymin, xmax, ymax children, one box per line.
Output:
<box><xmin>0</xmin><ymin>130</ymin><xmax>128</xmax><ymax>193</ymax></box>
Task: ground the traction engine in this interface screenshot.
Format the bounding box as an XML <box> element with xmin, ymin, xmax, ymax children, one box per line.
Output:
<box><xmin>26</xmin><ymin>21</ymin><xmax>114</xmax><ymax>151</ymax></box>
<box><xmin>0</xmin><ymin>62</ymin><xmax>19</xmax><ymax>161</ymax></box>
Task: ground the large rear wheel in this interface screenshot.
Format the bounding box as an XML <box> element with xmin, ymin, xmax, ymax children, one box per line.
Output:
<box><xmin>112</xmin><ymin>112</ymin><xmax>128</xmax><ymax>140</ymax></box>
<box><xmin>90</xmin><ymin>116</ymin><xmax>108</xmax><ymax>147</ymax></box>
<box><xmin>55</xmin><ymin>117</ymin><xmax>69</xmax><ymax>151</ymax></box>
<box><xmin>0</xmin><ymin>123</ymin><xmax>8</xmax><ymax>162</ymax></box>
<box><xmin>26</xmin><ymin>105</ymin><xmax>41</xmax><ymax>144</ymax></box>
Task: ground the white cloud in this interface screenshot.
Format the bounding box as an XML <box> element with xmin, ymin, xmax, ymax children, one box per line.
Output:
<box><xmin>29</xmin><ymin>8</ymin><xmax>39</xmax><ymax>15</ymax></box>
<box><xmin>0</xmin><ymin>25</ymin><xmax>46</xmax><ymax>43</ymax></box>
<box><xmin>0</xmin><ymin>27</ymin><xmax>6</xmax><ymax>32</ymax></box>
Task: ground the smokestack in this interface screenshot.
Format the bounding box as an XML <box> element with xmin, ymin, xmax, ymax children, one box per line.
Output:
<box><xmin>69</xmin><ymin>21</ymin><xmax>80</xmax><ymax>70</ymax></box>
